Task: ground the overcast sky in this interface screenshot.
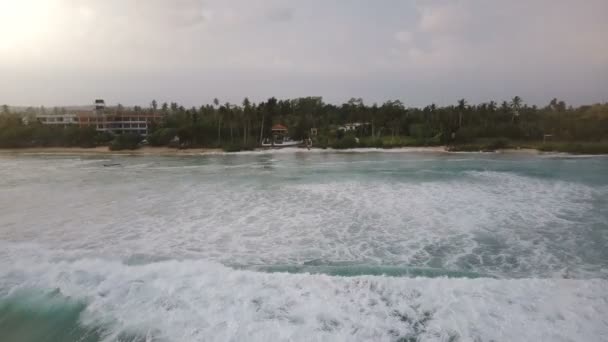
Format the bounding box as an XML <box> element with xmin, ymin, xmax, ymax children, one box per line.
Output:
<box><xmin>1</xmin><ymin>0</ymin><xmax>607</xmax><ymax>107</ymax></box>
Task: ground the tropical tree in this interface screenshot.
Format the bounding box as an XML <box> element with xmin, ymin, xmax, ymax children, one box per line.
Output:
<box><xmin>488</xmin><ymin>101</ymin><xmax>497</xmax><ymax>112</ymax></box>
<box><xmin>457</xmin><ymin>98</ymin><xmax>467</xmax><ymax>128</ymax></box>
<box><xmin>510</xmin><ymin>96</ymin><xmax>522</xmax><ymax>124</ymax></box>
<box><xmin>213</xmin><ymin>98</ymin><xmax>221</xmax><ymax>144</ymax></box>
<box><xmin>242</xmin><ymin>97</ymin><xmax>252</xmax><ymax>144</ymax></box>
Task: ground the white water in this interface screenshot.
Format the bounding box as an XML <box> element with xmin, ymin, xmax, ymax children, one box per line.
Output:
<box><xmin>2</xmin><ymin>250</ymin><xmax>607</xmax><ymax>342</ymax></box>
<box><xmin>1</xmin><ymin>153</ymin><xmax>607</xmax><ymax>341</ymax></box>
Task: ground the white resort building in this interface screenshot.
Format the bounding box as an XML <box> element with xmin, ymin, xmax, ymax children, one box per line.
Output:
<box><xmin>36</xmin><ymin>114</ymin><xmax>78</xmax><ymax>127</ymax></box>
<box><xmin>35</xmin><ymin>100</ymin><xmax>162</xmax><ymax>136</ymax></box>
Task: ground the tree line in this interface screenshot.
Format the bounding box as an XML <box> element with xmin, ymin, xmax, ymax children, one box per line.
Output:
<box><xmin>1</xmin><ymin>97</ymin><xmax>607</xmax><ymax>152</ymax></box>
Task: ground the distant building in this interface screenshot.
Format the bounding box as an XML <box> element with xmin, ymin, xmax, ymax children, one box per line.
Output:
<box><xmin>35</xmin><ymin>99</ymin><xmax>162</xmax><ymax>136</ymax></box>
<box><xmin>36</xmin><ymin>114</ymin><xmax>78</xmax><ymax>127</ymax></box>
<box><xmin>94</xmin><ymin>99</ymin><xmax>105</xmax><ymax>112</ymax></box>
<box><xmin>271</xmin><ymin>124</ymin><xmax>288</xmax><ymax>135</ymax></box>
<box><xmin>75</xmin><ymin>111</ymin><xmax>161</xmax><ymax>136</ymax></box>
<box><xmin>337</xmin><ymin>122</ymin><xmax>369</xmax><ymax>132</ymax></box>
<box><xmin>262</xmin><ymin>124</ymin><xmax>301</xmax><ymax>147</ymax></box>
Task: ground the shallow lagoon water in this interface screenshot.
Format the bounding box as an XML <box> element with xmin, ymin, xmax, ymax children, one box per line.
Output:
<box><xmin>1</xmin><ymin>151</ymin><xmax>607</xmax><ymax>341</ymax></box>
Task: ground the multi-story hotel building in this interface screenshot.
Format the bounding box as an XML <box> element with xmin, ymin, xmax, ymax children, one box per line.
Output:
<box><xmin>36</xmin><ymin>100</ymin><xmax>162</xmax><ymax>136</ymax></box>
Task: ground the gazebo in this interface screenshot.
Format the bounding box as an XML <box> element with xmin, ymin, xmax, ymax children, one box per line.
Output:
<box><xmin>261</xmin><ymin>123</ymin><xmax>302</xmax><ymax>147</ymax></box>
<box><xmin>271</xmin><ymin>124</ymin><xmax>288</xmax><ymax>135</ymax></box>
<box><xmin>269</xmin><ymin>124</ymin><xmax>288</xmax><ymax>145</ymax></box>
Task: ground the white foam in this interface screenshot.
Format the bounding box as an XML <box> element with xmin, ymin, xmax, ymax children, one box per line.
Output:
<box><xmin>0</xmin><ymin>253</ymin><xmax>606</xmax><ymax>342</ymax></box>
<box><xmin>1</xmin><ymin>153</ymin><xmax>608</xmax><ymax>341</ymax></box>
<box><xmin>200</xmin><ymin>147</ymin><xmax>447</xmax><ymax>156</ymax></box>
<box><xmin>0</xmin><ymin>156</ymin><xmax>605</xmax><ymax>279</ymax></box>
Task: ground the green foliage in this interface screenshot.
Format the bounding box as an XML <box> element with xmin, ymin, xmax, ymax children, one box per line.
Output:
<box><xmin>448</xmin><ymin>138</ymin><xmax>511</xmax><ymax>152</ymax></box>
<box><xmin>425</xmin><ymin>133</ymin><xmax>443</xmax><ymax>146</ymax></box>
<box><xmin>409</xmin><ymin>123</ymin><xmax>434</xmax><ymax>140</ymax></box>
<box><xmin>148</xmin><ymin>128</ymin><xmax>178</xmax><ymax>146</ymax></box>
<box><xmin>221</xmin><ymin>142</ymin><xmax>256</xmax><ymax>152</ymax></box>
<box><xmin>331</xmin><ymin>135</ymin><xmax>358</xmax><ymax>149</ymax></box>
<box><xmin>63</xmin><ymin>126</ymin><xmax>98</xmax><ymax>147</ymax></box>
<box><xmin>94</xmin><ymin>131</ymin><xmax>114</xmax><ymax>145</ymax></box>
<box><xmin>538</xmin><ymin>142</ymin><xmax>608</xmax><ymax>154</ymax></box>
<box><xmin>454</xmin><ymin>127</ymin><xmax>478</xmax><ymax>143</ymax></box>
<box><xmin>2</xmin><ymin>98</ymin><xmax>608</xmax><ymax>153</ymax></box>
<box><xmin>381</xmin><ymin>136</ymin><xmax>414</xmax><ymax>148</ymax></box>
<box><xmin>109</xmin><ymin>133</ymin><xmax>142</xmax><ymax>151</ymax></box>
<box><xmin>0</xmin><ymin>115</ymin><xmax>105</xmax><ymax>148</ymax></box>
<box><xmin>485</xmin><ymin>138</ymin><xmax>509</xmax><ymax>150</ymax></box>
<box><xmin>359</xmin><ymin>137</ymin><xmax>384</xmax><ymax>148</ymax></box>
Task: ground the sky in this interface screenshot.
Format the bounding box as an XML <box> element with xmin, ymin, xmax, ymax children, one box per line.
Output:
<box><xmin>1</xmin><ymin>0</ymin><xmax>607</xmax><ymax>107</ymax></box>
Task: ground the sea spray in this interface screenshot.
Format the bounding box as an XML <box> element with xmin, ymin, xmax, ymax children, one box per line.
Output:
<box><xmin>1</xmin><ymin>153</ymin><xmax>608</xmax><ymax>341</ymax></box>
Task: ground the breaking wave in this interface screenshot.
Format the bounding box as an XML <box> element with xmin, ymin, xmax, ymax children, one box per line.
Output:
<box><xmin>2</xmin><ymin>153</ymin><xmax>608</xmax><ymax>341</ymax></box>
<box><xmin>1</xmin><ymin>255</ymin><xmax>607</xmax><ymax>342</ymax></box>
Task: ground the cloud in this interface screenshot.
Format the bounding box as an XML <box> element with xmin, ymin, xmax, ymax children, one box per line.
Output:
<box><xmin>0</xmin><ymin>0</ymin><xmax>607</xmax><ymax>106</ymax></box>
<box><xmin>386</xmin><ymin>0</ymin><xmax>608</xmax><ymax>72</ymax></box>
<box><xmin>266</xmin><ymin>7</ymin><xmax>294</xmax><ymax>22</ymax></box>
<box><xmin>418</xmin><ymin>2</ymin><xmax>469</xmax><ymax>34</ymax></box>
<box><xmin>394</xmin><ymin>31</ymin><xmax>413</xmax><ymax>44</ymax></box>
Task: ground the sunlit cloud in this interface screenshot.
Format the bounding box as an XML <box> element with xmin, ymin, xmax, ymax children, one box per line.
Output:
<box><xmin>0</xmin><ymin>0</ymin><xmax>606</xmax><ymax>107</ymax></box>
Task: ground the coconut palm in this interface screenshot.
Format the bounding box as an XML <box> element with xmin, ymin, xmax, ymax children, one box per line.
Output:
<box><xmin>511</xmin><ymin>96</ymin><xmax>522</xmax><ymax>123</ymax></box>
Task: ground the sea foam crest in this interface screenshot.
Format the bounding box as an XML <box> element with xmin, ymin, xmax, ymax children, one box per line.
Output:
<box><xmin>1</xmin><ymin>254</ymin><xmax>607</xmax><ymax>342</ymax></box>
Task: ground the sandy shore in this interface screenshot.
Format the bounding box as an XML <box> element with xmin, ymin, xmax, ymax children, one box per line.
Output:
<box><xmin>0</xmin><ymin>146</ymin><xmax>544</xmax><ymax>156</ymax></box>
<box><xmin>0</xmin><ymin>146</ymin><xmax>222</xmax><ymax>155</ymax></box>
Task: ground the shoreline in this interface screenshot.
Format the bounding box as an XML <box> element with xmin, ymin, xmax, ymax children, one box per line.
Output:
<box><xmin>0</xmin><ymin>146</ymin><xmax>223</xmax><ymax>156</ymax></box>
<box><xmin>0</xmin><ymin>146</ymin><xmax>549</xmax><ymax>156</ymax></box>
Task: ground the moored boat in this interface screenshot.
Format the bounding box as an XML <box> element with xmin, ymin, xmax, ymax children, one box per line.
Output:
<box><xmin>261</xmin><ymin>124</ymin><xmax>307</xmax><ymax>148</ymax></box>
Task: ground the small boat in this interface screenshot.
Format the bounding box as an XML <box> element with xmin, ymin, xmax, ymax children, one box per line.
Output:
<box><xmin>261</xmin><ymin>137</ymin><xmax>303</xmax><ymax>148</ymax></box>
<box><xmin>261</xmin><ymin>124</ymin><xmax>307</xmax><ymax>148</ymax></box>
<box><xmin>103</xmin><ymin>163</ymin><xmax>121</xmax><ymax>167</ymax></box>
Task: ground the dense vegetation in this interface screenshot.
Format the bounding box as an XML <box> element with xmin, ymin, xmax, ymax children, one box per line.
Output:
<box><xmin>1</xmin><ymin>97</ymin><xmax>607</xmax><ymax>153</ymax></box>
<box><xmin>0</xmin><ymin>112</ymin><xmax>112</xmax><ymax>148</ymax></box>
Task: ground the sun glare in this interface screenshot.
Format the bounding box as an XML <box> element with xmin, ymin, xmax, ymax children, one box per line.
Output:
<box><xmin>0</xmin><ymin>0</ymin><xmax>60</xmax><ymax>54</ymax></box>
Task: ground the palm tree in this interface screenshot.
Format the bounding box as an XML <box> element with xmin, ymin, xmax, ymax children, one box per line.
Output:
<box><xmin>457</xmin><ymin>99</ymin><xmax>467</xmax><ymax>128</ymax></box>
<box><xmin>213</xmin><ymin>98</ymin><xmax>221</xmax><ymax>145</ymax></box>
<box><xmin>259</xmin><ymin>106</ymin><xmax>265</xmax><ymax>144</ymax></box>
<box><xmin>510</xmin><ymin>96</ymin><xmax>522</xmax><ymax>124</ymax></box>
<box><xmin>225</xmin><ymin>102</ymin><xmax>235</xmax><ymax>143</ymax></box>
<box><xmin>242</xmin><ymin>97</ymin><xmax>251</xmax><ymax>144</ymax></box>
<box><xmin>488</xmin><ymin>101</ymin><xmax>497</xmax><ymax>112</ymax></box>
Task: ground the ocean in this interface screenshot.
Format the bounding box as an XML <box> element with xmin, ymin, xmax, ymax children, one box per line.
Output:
<box><xmin>1</xmin><ymin>150</ymin><xmax>607</xmax><ymax>341</ymax></box>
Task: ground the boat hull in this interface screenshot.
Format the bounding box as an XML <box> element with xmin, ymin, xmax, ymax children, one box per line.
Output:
<box><xmin>260</xmin><ymin>141</ymin><xmax>304</xmax><ymax>148</ymax></box>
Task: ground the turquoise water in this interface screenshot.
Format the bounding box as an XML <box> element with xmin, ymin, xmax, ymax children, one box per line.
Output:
<box><xmin>1</xmin><ymin>151</ymin><xmax>607</xmax><ymax>341</ymax></box>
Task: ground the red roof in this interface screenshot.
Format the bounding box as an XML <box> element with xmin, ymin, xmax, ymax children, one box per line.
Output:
<box><xmin>271</xmin><ymin>124</ymin><xmax>288</xmax><ymax>131</ymax></box>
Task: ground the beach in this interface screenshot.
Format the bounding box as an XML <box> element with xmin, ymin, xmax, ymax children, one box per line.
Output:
<box><xmin>0</xmin><ymin>146</ymin><xmax>222</xmax><ymax>155</ymax></box>
<box><xmin>0</xmin><ymin>145</ymin><xmax>542</xmax><ymax>156</ymax></box>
